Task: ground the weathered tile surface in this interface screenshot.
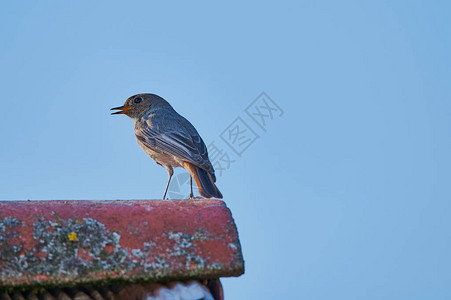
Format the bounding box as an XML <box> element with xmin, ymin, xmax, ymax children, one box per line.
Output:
<box><xmin>0</xmin><ymin>200</ymin><xmax>244</xmax><ymax>288</ymax></box>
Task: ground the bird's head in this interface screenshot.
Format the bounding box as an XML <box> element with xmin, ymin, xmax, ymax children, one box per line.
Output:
<box><xmin>111</xmin><ymin>93</ymin><xmax>170</xmax><ymax>120</ymax></box>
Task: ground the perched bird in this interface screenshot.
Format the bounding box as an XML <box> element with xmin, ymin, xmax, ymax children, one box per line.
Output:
<box><xmin>111</xmin><ymin>93</ymin><xmax>222</xmax><ymax>199</ymax></box>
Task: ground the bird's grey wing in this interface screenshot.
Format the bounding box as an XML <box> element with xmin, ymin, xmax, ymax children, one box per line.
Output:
<box><xmin>135</xmin><ymin>121</ymin><xmax>214</xmax><ymax>172</ymax></box>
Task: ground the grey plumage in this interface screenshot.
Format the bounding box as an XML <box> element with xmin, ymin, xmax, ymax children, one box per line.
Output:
<box><xmin>111</xmin><ymin>93</ymin><xmax>222</xmax><ymax>199</ymax></box>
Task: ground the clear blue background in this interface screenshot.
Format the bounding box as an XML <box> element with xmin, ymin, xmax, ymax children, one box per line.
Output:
<box><xmin>1</xmin><ymin>1</ymin><xmax>450</xmax><ymax>299</ymax></box>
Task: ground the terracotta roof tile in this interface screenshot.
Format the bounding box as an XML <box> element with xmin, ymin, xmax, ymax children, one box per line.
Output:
<box><xmin>0</xmin><ymin>200</ymin><xmax>244</xmax><ymax>288</ymax></box>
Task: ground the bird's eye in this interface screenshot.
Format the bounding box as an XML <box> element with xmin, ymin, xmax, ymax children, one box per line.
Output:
<box><xmin>134</xmin><ymin>97</ymin><xmax>142</xmax><ymax>104</ymax></box>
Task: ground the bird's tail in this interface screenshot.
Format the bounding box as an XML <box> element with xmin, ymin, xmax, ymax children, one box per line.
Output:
<box><xmin>183</xmin><ymin>162</ymin><xmax>223</xmax><ymax>199</ymax></box>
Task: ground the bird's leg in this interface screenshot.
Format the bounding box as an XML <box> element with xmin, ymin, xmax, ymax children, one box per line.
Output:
<box><xmin>189</xmin><ymin>176</ymin><xmax>194</xmax><ymax>199</ymax></box>
<box><xmin>162</xmin><ymin>166</ymin><xmax>174</xmax><ymax>200</ymax></box>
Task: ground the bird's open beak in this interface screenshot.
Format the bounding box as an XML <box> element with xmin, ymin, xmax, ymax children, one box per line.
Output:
<box><xmin>110</xmin><ymin>105</ymin><xmax>133</xmax><ymax>115</ymax></box>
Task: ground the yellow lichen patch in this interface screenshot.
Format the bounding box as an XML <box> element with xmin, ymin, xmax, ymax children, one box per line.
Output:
<box><xmin>68</xmin><ymin>232</ymin><xmax>78</xmax><ymax>241</ymax></box>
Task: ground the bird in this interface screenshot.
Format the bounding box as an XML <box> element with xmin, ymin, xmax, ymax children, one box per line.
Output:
<box><xmin>111</xmin><ymin>93</ymin><xmax>222</xmax><ymax>200</ymax></box>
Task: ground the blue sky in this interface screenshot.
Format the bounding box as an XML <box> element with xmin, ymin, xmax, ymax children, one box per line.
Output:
<box><xmin>1</xmin><ymin>1</ymin><xmax>450</xmax><ymax>299</ymax></box>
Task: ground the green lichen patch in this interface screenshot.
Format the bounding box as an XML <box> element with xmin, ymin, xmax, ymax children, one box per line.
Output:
<box><xmin>1</xmin><ymin>217</ymin><xmax>133</xmax><ymax>282</ymax></box>
<box><xmin>167</xmin><ymin>231</ymin><xmax>206</xmax><ymax>269</ymax></box>
<box><xmin>0</xmin><ymin>217</ymin><xmax>24</xmax><ymax>271</ymax></box>
<box><xmin>0</xmin><ymin>216</ymin><xmax>242</xmax><ymax>289</ymax></box>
